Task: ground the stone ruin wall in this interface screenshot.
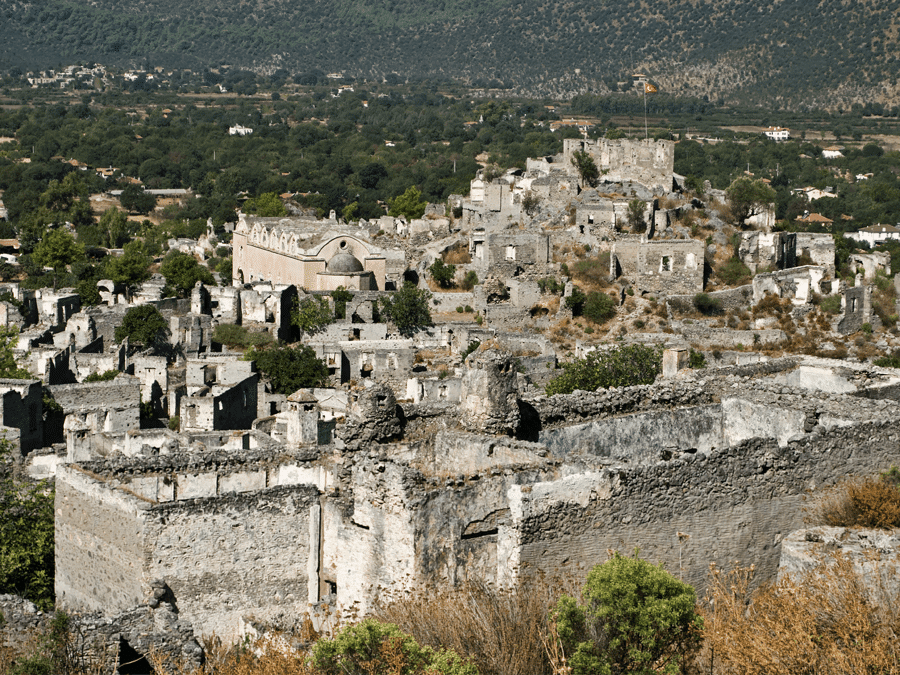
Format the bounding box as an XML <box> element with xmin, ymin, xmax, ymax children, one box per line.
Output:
<box><xmin>512</xmin><ymin>419</ymin><xmax>900</xmax><ymax>592</ymax></box>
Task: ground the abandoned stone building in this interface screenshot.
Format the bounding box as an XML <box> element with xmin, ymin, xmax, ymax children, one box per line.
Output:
<box><xmin>610</xmin><ymin>237</ymin><xmax>704</xmax><ymax>295</ymax></box>
<box><xmin>50</xmin><ymin>347</ymin><xmax>900</xmax><ymax>646</ymax></box>
<box><xmin>563</xmin><ymin>138</ymin><xmax>675</xmax><ymax>193</ymax></box>
<box><xmin>232</xmin><ymin>215</ymin><xmax>406</xmax><ymax>291</ymax></box>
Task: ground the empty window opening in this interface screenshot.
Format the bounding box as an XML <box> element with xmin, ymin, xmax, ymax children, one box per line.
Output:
<box><xmin>461</xmin><ymin>528</ymin><xmax>499</xmax><ymax>540</ymax></box>
<box><xmin>851</xmin><ymin>297</ymin><xmax>858</xmax><ymax>312</ymax></box>
<box><xmin>661</xmin><ymin>256</ymin><xmax>672</xmax><ymax>272</ymax></box>
<box><xmin>117</xmin><ymin>638</ymin><xmax>152</xmax><ymax>675</ymax></box>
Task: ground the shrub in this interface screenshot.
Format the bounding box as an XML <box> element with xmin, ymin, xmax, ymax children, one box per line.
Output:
<box><xmin>693</xmin><ymin>293</ymin><xmax>722</xmax><ymax>316</ymax></box>
<box><xmin>689</xmin><ymin>348</ymin><xmax>706</xmax><ymax>368</ymax></box>
<box><xmin>293</xmin><ymin>296</ymin><xmax>334</xmax><ymax>335</ymax></box>
<box><xmin>168</xmin><ymin>416</ymin><xmax>179</xmax><ymax>431</ymax></box>
<box><xmin>429</xmin><ymin>259</ymin><xmax>457</xmax><ymax>288</ymax></box>
<box><xmin>819</xmin><ymin>294</ymin><xmax>842</xmax><ymax>314</ymax></box>
<box><xmin>717</xmin><ymin>257</ymin><xmax>752</xmax><ymax>286</ymax></box>
<box><xmin>551</xmin><ymin>552</ymin><xmax>701</xmax><ymax>675</ymax></box>
<box><xmin>537</xmin><ymin>277</ymin><xmax>564</xmax><ymax>295</ymax></box>
<box><xmin>571</xmin><ymin>256</ymin><xmax>610</xmax><ymax>287</ymax></box>
<box><xmin>332</xmin><ymin>287</ymin><xmax>354</xmax><ymax>320</ymax></box>
<box><xmin>377</xmin><ymin>578</ymin><xmax>556</xmax><ymax>675</ymax></box>
<box><xmin>704</xmin><ymin>557</ymin><xmax>900</xmax><ymax>675</ymax></box>
<box><xmin>461</xmin><ymin>340</ymin><xmax>481</xmax><ymax>360</ymax></box>
<box><xmin>546</xmin><ymin>344</ymin><xmax>663</xmax><ymax>395</ymax></box>
<box><xmin>0</xmin><ymin>439</ymin><xmax>55</xmax><ymax>609</ymax></box>
<box><xmin>212</xmin><ymin>324</ymin><xmax>273</xmax><ymax>349</ymax></box>
<box><xmin>862</xmin><ymin>322</ymin><xmax>873</xmax><ymax>334</ymax></box>
<box><xmin>565</xmin><ymin>286</ymin><xmax>587</xmax><ymax>315</ymax></box>
<box><xmin>805</xmin><ymin>475</ymin><xmax>900</xmax><ymax>529</ymax></box>
<box><xmin>456</xmin><ymin>306</ymin><xmax>464</xmax><ymax>313</ymax></box>
<box><xmin>874</xmin><ymin>349</ymin><xmax>900</xmax><ymax>368</ymax></box>
<box><xmin>460</xmin><ymin>270</ymin><xmax>479</xmax><ymax>291</ymax></box>
<box><xmin>311</xmin><ymin>619</ymin><xmax>477</xmax><ymax>675</ymax></box>
<box><xmin>582</xmin><ymin>292</ymin><xmax>616</xmax><ymax>324</ymax></box>
<box><xmin>464</xmin><ymin>305</ymin><xmax>473</xmax><ymax>313</ymax></box>
<box><xmin>83</xmin><ymin>369</ymin><xmax>118</xmax><ymax>383</ymax></box>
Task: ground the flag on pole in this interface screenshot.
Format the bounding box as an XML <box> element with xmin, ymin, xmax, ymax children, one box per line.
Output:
<box><xmin>644</xmin><ymin>83</ymin><xmax>657</xmax><ymax>93</ymax></box>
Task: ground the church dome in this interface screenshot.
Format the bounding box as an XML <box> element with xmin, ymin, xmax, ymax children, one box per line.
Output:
<box><xmin>326</xmin><ymin>252</ymin><xmax>364</xmax><ymax>274</ymax></box>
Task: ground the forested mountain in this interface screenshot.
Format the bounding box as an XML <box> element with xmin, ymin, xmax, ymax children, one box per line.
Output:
<box><xmin>3</xmin><ymin>0</ymin><xmax>900</xmax><ymax>109</ymax></box>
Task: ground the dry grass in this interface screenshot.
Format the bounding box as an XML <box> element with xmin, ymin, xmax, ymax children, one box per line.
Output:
<box><xmin>701</xmin><ymin>557</ymin><xmax>900</xmax><ymax>675</ymax></box>
<box><xmin>444</xmin><ymin>243</ymin><xmax>472</xmax><ymax>265</ymax></box>
<box><xmin>805</xmin><ymin>476</ymin><xmax>900</xmax><ymax>529</ymax></box>
<box><xmin>375</xmin><ymin>578</ymin><xmax>567</xmax><ymax>675</ymax></box>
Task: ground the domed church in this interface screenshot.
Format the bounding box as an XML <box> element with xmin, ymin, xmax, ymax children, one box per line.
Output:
<box><xmin>232</xmin><ymin>215</ymin><xmax>388</xmax><ymax>291</ymax></box>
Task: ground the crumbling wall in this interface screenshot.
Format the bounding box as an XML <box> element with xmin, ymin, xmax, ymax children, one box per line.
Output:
<box><xmin>511</xmin><ymin>420</ymin><xmax>900</xmax><ymax>593</ymax></box>
<box><xmin>539</xmin><ymin>405</ymin><xmax>724</xmax><ymax>462</ymax></box>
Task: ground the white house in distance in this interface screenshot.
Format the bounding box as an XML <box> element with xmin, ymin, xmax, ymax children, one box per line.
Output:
<box><xmin>228</xmin><ymin>125</ymin><xmax>253</xmax><ymax>136</ymax></box>
<box><xmin>822</xmin><ymin>147</ymin><xmax>844</xmax><ymax>159</ymax></box>
<box><xmin>763</xmin><ymin>126</ymin><xmax>790</xmax><ymax>141</ymax></box>
<box><xmin>845</xmin><ymin>224</ymin><xmax>900</xmax><ymax>248</ymax></box>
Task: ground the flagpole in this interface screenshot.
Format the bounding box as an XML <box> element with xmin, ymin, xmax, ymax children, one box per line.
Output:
<box><xmin>643</xmin><ymin>84</ymin><xmax>648</xmax><ymax>139</ymax></box>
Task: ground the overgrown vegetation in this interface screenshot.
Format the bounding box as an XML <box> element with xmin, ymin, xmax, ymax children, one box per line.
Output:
<box><xmin>250</xmin><ymin>344</ymin><xmax>329</xmax><ymax>395</ymax></box>
<box><xmin>546</xmin><ymin>344</ymin><xmax>663</xmax><ymax>395</ymax></box>
<box><xmin>551</xmin><ymin>552</ymin><xmax>701</xmax><ymax>675</ymax></box>
<box><xmin>805</xmin><ymin>473</ymin><xmax>900</xmax><ymax>529</ymax></box>
<box><xmin>379</xmin><ymin>283</ymin><xmax>433</xmax><ymax>335</ymax></box>
<box><xmin>0</xmin><ymin>439</ymin><xmax>55</xmax><ymax>610</ymax></box>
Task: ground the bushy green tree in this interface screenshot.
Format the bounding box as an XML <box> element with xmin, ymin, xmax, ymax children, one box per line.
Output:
<box><xmin>582</xmin><ymin>291</ymin><xmax>617</xmax><ymax>324</ymax></box>
<box><xmin>293</xmin><ymin>295</ymin><xmax>333</xmax><ymax>335</ymax></box>
<box><xmin>114</xmin><ymin>304</ymin><xmax>170</xmax><ymax>348</ymax></box>
<box><xmin>312</xmin><ymin>619</ymin><xmax>477</xmax><ymax>675</ymax></box>
<box><xmin>32</xmin><ymin>228</ymin><xmax>85</xmax><ymax>290</ymax></box>
<box><xmin>0</xmin><ymin>439</ymin><xmax>55</xmax><ymax>609</ymax></box>
<box><xmin>546</xmin><ymin>344</ymin><xmax>663</xmax><ymax>395</ymax></box>
<box><xmin>119</xmin><ymin>184</ymin><xmax>157</xmax><ymax>215</ymax></box>
<box><xmin>552</xmin><ymin>552</ymin><xmax>701</xmax><ymax>675</ymax></box>
<box><xmin>389</xmin><ymin>187</ymin><xmax>427</xmax><ymax>220</ymax></box>
<box><xmin>106</xmin><ymin>241</ymin><xmax>151</xmax><ymax>291</ymax></box>
<box><xmin>159</xmin><ymin>251</ymin><xmax>214</xmax><ymax>297</ymax></box>
<box><xmin>243</xmin><ymin>192</ymin><xmax>287</xmax><ymax>217</ymax></box>
<box><xmin>379</xmin><ymin>282</ymin><xmax>433</xmax><ymax>335</ymax></box>
<box><xmin>98</xmin><ymin>207</ymin><xmax>129</xmax><ymax>248</ymax></box>
<box><xmin>627</xmin><ymin>199</ymin><xmax>647</xmax><ymax>233</ymax></box>
<box><xmin>251</xmin><ymin>344</ymin><xmax>329</xmax><ymax>395</ymax></box>
<box><xmin>726</xmin><ymin>177</ymin><xmax>776</xmax><ymax>226</ymax></box>
<box><xmin>429</xmin><ymin>258</ymin><xmax>456</xmax><ymax>288</ymax></box>
<box><xmin>571</xmin><ymin>150</ymin><xmax>600</xmax><ymax>188</ymax></box>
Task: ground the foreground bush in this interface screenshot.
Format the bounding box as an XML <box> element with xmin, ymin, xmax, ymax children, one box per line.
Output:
<box><xmin>545</xmin><ymin>344</ymin><xmax>663</xmax><ymax>395</ymax></box>
<box><xmin>312</xmin><ymin>620</ymin><xmax>476</xmax><ymax>675</ymax></box>
<box><xmin>551</xmin><ymin>552</ymin><xmax>701</xmax><ymax>675</ymax></box>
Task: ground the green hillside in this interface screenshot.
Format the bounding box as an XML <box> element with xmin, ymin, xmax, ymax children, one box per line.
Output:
<box><xmin>3</xmin><ymin>0</ymin><xmax>900</xmax><ymax>108</ymax></box>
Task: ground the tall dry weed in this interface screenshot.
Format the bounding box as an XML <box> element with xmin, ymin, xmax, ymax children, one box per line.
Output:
<box><xmin>701</xmin><ymin>558</ymin><xmax>900</xmax><ymax>675</ymax></box>
<box><xmin>805</xmin><ymin>476</ymin><xmax>900</xmax><ymax>529</ymax></box>
<box><xmin>375</xmin><ymin>578</ymin><xmax>567</xmax><ymax>675</ymax></box>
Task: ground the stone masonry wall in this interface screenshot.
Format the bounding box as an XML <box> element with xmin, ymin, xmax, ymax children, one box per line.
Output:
<box><xmin>511</xmin><ymin>420</ymin><xmax>900</xmax><ymax>593</ymax></box>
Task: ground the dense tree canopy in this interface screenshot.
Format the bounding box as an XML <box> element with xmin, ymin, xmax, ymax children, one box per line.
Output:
<box><xmin>114</xmin><ymin>304</ymin><xmax>170</xmax><ymax>348</ymax></box>
<box><xmin>379</xmin><ymin>282</ymin><xmax>433</xmax><ymax>335</ymax></box>
<box><xmin>252</xmin><ymin>344</ymin><xmax>329</xmax><ymax>395</ymax></box>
